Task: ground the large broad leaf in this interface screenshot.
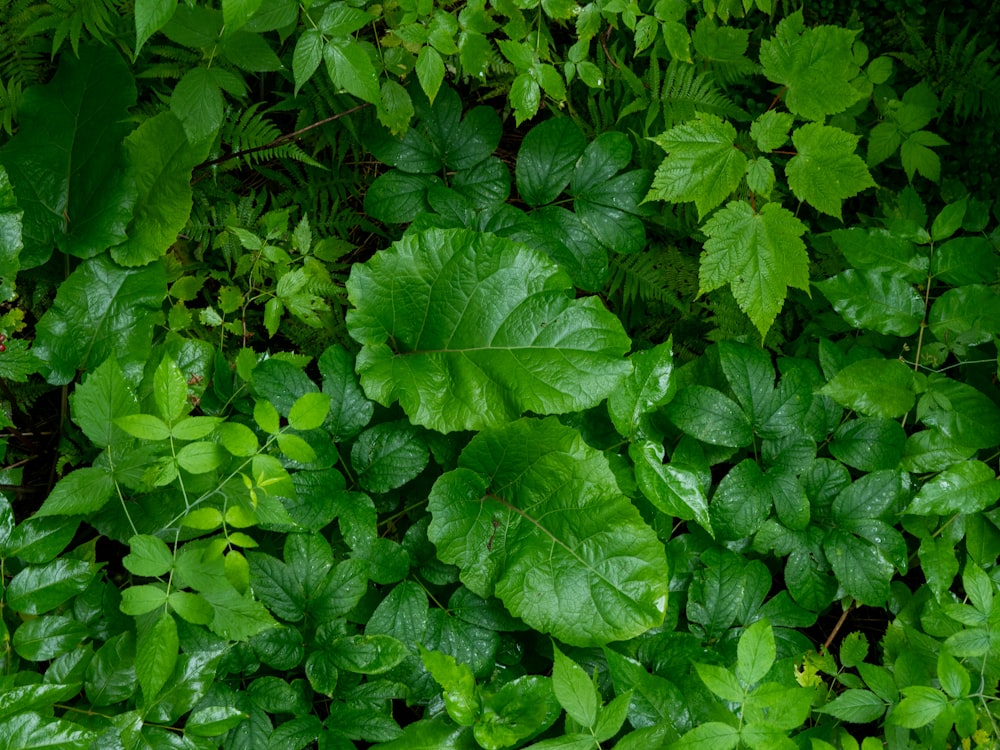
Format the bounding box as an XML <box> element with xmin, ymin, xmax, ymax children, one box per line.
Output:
<box><xmin>646</xmin><ymin>114</ymin><xmax>747</xmax><ymax>218</ymax></box>
<box><xmin>112</xmin><ymin>112</ymin><xmax>212</xmax><ymax>266</ymax></box>
<box><xmin>33</xmin><ymin>254</ymin><xmax>166</xmax><ymax>385</ymax></box>
<box><xmin>786</xmin><ymin>124</ymin><xmax>874</xmax><ymax>219</ymax></box>
<box><xmin>0</xmin><ymin>44</ymin><xmax>137</xmax><ymax>268</ymax></box>
<box><xmin>345</xmin><ymin>228</ymin><xmax>632</xmax><ymax>433</ymax></box>
<box><xmin>815</xmin><ymin>269</ymin><xmax>924</xmax><ymax>336</ymax></box>
<box><xmin>759</xmin><ymin>11</ymin><xmax>862</xmax><ymax>121</ymax></box>
<box><xmin>699</xmin><ymin>201</ymin><xmax>809</xmax><ymax>339</ymax></box>
<box><xmin>427</xmin><ymin>418</ymin><xmax>669</xmax><ymax>646</ymax></box>
<box><xmin>0</xmin><ymin>165</ymin><xmax>22</xmax><ymax>301</ymax></box>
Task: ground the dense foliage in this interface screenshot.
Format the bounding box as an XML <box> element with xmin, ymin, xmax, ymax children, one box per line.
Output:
<box><xmin>1</xmin><ymin>0</ymin><xmax>1000</xmax><ymax>748</ymax></box>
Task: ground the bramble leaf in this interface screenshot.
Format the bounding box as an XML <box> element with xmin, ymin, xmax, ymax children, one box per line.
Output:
<box><xmin>428</xmin><ymin>418</ymin><xmax>669</xmax><ymax>646</ymax></box>
<box><xmin>699</xmin><ymin>201</ymin><xmax>809</xmax><ymax>338</ymax></box>
<box><xmin>346</xmin><ymin>228</ymin><xmax>631</xmax><ymax>433</ymax></box>
<box><xmin>786</xmin><ymin>124</ymin><xmax>874</xmax><ymax>219</ymax></box>
<box><xmin>759</xmin><ymin>11</ymin><xmax>863</xmax><ymax>120</ymax></box>
<box><xmin>646</xmin><ymin>114</ymin><xmax>747</xmax><ymax>218</ymax></box>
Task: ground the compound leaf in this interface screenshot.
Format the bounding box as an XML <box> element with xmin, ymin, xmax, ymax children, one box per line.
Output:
<box><xmin>346</xmin><ymin>228</ymin><xmax>631</xmax><ymax>433</ymax></box>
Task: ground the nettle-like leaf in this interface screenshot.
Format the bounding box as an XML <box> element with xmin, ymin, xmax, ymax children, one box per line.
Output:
<box><xmin>646</xmin><ymin>113</ymin><xmax>747</xmax><ymax>218</ymax></box>
<box><xmin>427</xmin><ymin>418</ymin><xmax>669</xmax><ymax>646</ymax></box>
<box><xmin>346</xmin><ymin>228</ymin><xmax>632</xmax><ymax>433</ymax></box>
<box><xmin>786</xmin><ymin>124</ymin><xmax>875</xmax><ymax>219</ymax></box>
<box><xmin>759</xmin><ymin>11</ymin><xmax>863</xmax><ymax>121</ymax></box>
<box><xmin>0</xmin><ymin>44</ymin><xmax>137</xmax><ymax>268</ymax></box>
<box><xmin>699</xmin><ymin>201</ymin><xmax>809</xmax><ymax>338</ymax></box>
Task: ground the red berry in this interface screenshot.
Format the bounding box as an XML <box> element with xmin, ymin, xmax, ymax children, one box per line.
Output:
<box><xmin>0</xmin><ymin>344</ymin><xmax>5</xmax><ymax>352</ymax></box>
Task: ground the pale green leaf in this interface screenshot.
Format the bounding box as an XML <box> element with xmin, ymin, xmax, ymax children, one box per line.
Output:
<box><xmin>346</xmin><ymin>228</ymin><xmax>631</xmax><ymax>433</ymax></box>
<box><xmin>176</xmin><ymin>442</ymin><xmax>226</xmax><ymax>473</ymax></box>
<box><xmin>552</xmin><ymin>644</ymin><xmax>599</xmax><ymax>728</ymax></box>
<box><xmin>288</xmin><ymin>392</ymin><xmax>331</xmax><ymax>432</ymax></box>
<box><xmin>420</xmin><ymin>647</ymin><xmax>479</xmax><ymax>726</ymax></box>
<box><xmin>222</xmin><ymin>0</ymin><xmax>263</xmax><ymax>31</ymax></box>
<box><xmin>416</xmin><ymin>46</ymin><xmax>446</xmax><ymax>104</ymax></box>
<box><xmin>69</xmin><ymin>357</ymin><xmax>139</xmax><ymax>448</ymax></box>
<box><xmin>699</xmin><ymin>201</ymin><xmax>809</xmax><ymax>339</ymax></box>
<box><xmin>171</xmin><ymin>67</ymin><xmax>224</xmax><ymax>143</ymax></box>
<box><xmin>695</xmin><ymin>663</ymin><xmax>744</xmax><ymax>702</ymax></box>
<box><xmin>115</xmin><ymin>414</ymin><xmax>170</xmax><ymax>441</ymax></box>
<box><xmin>120</xmin><ymin>584</ymin><xmax>169</xmax><ymax>615</ymax></box>
<box><xmin>759</xmin><ymin>11</ymin><xmax>862</xmax><ymax>120</ymax></box>
<box><xmin>324</xmin><ymin>39</ymin><xmax>381</xmax><ymax>104</ymax></box>
<box><xmin>749</xmin><ymin>111</ymin><xmax>793</xmax><ymax>152</ymax></box>
<box><xmin>428</xmin><ymin>418</ymin><xmax>668</xmax><ymax>646</ymax></box>
<box><xmin>123</xmin><ymin>534</ymin><xmax>174</xmax><ymax>577</ymax></box>
<box><xmin>820</xmin><ymin>687</ymin><xmax>885</xmax><ymax>721</ymax></box>
<box><xmin>155</xmin><ymin>355</ymin><xmax>189</xmax><ymax>424</ymax></box>
<box><xmin>736</xmin><ymin>618</ymin><xmax>775</xmax><ymax>685</ymax></box>
<box><xmin>786</xmin><ymin>123</ymin><xmax>874</xmax><ymax>219</ymax></box>
<box><xmin>646</xmin><ymin>114</ymin><xmax>747</xmax><ymax>218</ymax></box>
<box><xmin>672</xmin><ymin>722</ymin><xmax>740</xmax><ymax>750</ymax></box>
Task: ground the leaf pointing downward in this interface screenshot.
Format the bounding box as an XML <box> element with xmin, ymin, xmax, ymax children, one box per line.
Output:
<box><xmin>346</xmin><ymin>228</ymin><xmax>632</xmax><ymax>433</ymax></box>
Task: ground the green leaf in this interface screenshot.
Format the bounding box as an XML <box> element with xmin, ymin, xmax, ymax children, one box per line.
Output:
<box><xmin>516</xmin><ymin>118</ymin><xmax>586</xmax><ymax>206</ymax></box>
<box><xmin>552</xmin><ymin>644</ymin><xmax>599</xmax><ymax>728</ymax></box>
<box><xmin>646</xmin><ymin>114</ymin><xmax>747</xmax><ymax>218</ymax></box>
<box><xmin>171</xmin><ymin>67</ymin><xmax>225</xmax><ymax>144</ymax></box>
<box><xmin>428</xmin><ymin>418</ymin><xmax>668</xmax><ymax>646</ymax></box>
<box><xmin>666</xmin><ymin>386</ymin><xmax>753</xmax><ymax>448</ymax></box>
<box><xmin>320</xmin><ymin>345</ymin><xmax>373</xmax><ymax>440</ymax></box>
<box><xmin>135</xmin><ymin>0</ymin><xmax>177</xmax><ymax>55</ymax></box>
<box><xmin>113</xmin><ymin>112</ymin><xmax>211</xmax><ymax>266</ymax></box>
<box><xmin>710</xmin><ymin>459</ymin><xmax>771</xmax><ymax>541</ymax></box>
<box><xmin>917</xmin><ymin>376</ymin><xmax>1000</xmax><ymax>449</ymax></box>
<box><xmin>937</xmin><ymin>652</ymin><xmax>970</xmax><ymax>700</ymax></box>
<box><xmin>0</xmin><ymin>166</ymin><xmax>22</xmax><ymax>302</ymax></box>
<box><xmin>672</xmin><ymin>722</ymin><xmax>740</xmax><ymax>750</ymax></box>
<box><xmin>888</xmin><ymin>686</ymin><xmax>948</xmax><ymax>728</ymax></box>
<box><xmin>121</xmin><ymin>584</ymin><xmax>168</xmax><ymax>615</ymax></box>
<box><xmin>929</xmin><ymin>285</ymin><xmax>1000</xmax><ymax>346</ymax></box>
<box><xmin>510</xmin><ymin>73</ymin><xmax>541</xmax><ymax>125</ymax></box>
<box><xmin>477</xmin><ymin>675</ymin><xmax>561</xmax><ymax>748</ymax></box>
<box><xmin>695</xmin><ymin>662</ymin><xmax>744</xmax><ymax>702</ymax></box>
<box><xmin>608</xmin><ymin>340</ymin><xmax>675</xmax><ymax>440</ymax></box>
<box><xmin>34</xmin><ymin>254</ymin><xmax>165</xmax><ymax>386</ymax></box>
<box><xmin>815</xmin><ymin>269</ymin><xmax>923</xmax><ymax>336</ymax></box>
<box><xmin>908</xmin><ymin>461</ymin><xmax>1000</xmax><ymax>516</ymax></box>
<box><xmin>378</xmin><ymin>79</ymin><xmax>415</xmax><ymax>135</ymax></box>
<box><xmin>135</xmin><ymin>612</ymin><xmax>178</xmax><ymax>703</ymax></box>
<box><xmin>416</xmin><ymin>46</ymin><xmax>446</xmax><ymax>104</ymax></box>
<box><xmin>820</xmin><ymin>358</ymin><xmax>915</xmax><ymax>418</ymax></box>
<box><xmin>759</xmin><ymin>11</ymin><xmax>862</xmax><ymax>120</ymax></box>
<box><xmin>186</xmin><ymin>705</ymin><xmax>248</xmax><ymax>737</ymax></box>
<box><xmin>829</xmin><ymin>227</ymin><xmax>928</xmax><ymax>283</ymax></box>
<box><xmin>288</xmin><ymin>392</ymin><xmax>331</xmax><ymax>431</ymax></box>
<box><xmin>830</xmin><ymin>417</ymin><xmax>906</xmax><ymax>471</ymax></box>
<box><xmin>824</xmin><ymin>529</ymin><xmax>893</xmax><ymax>606</ymax></box>
<box><xmin>786</xmin><ymin>124</ymin><xmax>874</xmax><ymax>218</ymax></box>
<box><xmin>116</xmin><ymin>413</ymin><xmax>171</xmax><ymax>440</ymax></box>
<box><xmin>5</xmin><ymin>559</ymin><xmax>94</xmax><ymax>614</ymax></box>
<box><xmin>346</xmin><ymin>228</ymin><xmax>631</xmax><ymax>433</ymax></box>
<box><xmin>0</xmin><ymin>713</ymin><xmax>94</xmax><ymax>750</ymax></box>
<box><xmin>176</xmin><ymin>442</ymin><xmax>226</xmax><ymax>473</ymax></box>
<box><xmin>293</xmin><ymin>28</ymin><xmax>324</xmax><ymax>95</ymax></box>
<box><xmin>699</xmin><ymin>201</ymin><xmax>809</xmax><ymax>339</ymax></box>
<box><xmin>737</xmin><ymin>618</ymin><xmax>775</xmax><ymax>685</ymax></box>
<box><xmin>254</xmin><ymin>399</ymin><xmax>281</xmax><ymax>435</ymax></box>
<box><xmin>123</xmin><ymin>534</ymin><xmax>173</xmax><ymax>577</ymax></box>
<box><xmin>326</xmin><ymin>634</ymin><xmax>409</xmax><ymax>674</ymax></box>
<box><xmin>324</xmin><ymin>38</ymin><xmax>380</xmax><ymax>104</ymax></box>
<box><xmin>420</xmin><ymin>647</ymin><xmax>479</xmax><ymax>726</ymax></box>
<box><xmin>35</xmin><ymin>467</ymin><xmax>115</xmax><ymax>517</ymax></box>
<box><xmin>69</xmin><ymin>357</ymin><xmax>139</xmax><ymax>448</ymax></box>
<box><xmin>155</xmin><ymin>355</ymin><xmax>189</xmax><ymax>424</ymax></box>
<box><xmin>631</xmin><ymin>440</ymin><xmax>712</xmax><ymax>533</ymax></box>
<box><xmin>351</xmin><ymin>420</ymin><xmax>429</xmax><ymax>493</ymax></box>
<box><xmin>364</xmin><ymin>172</ymin><xmax>439</xmax><ymax>224</ymax></box>
<box><xmin>901</xmin><ymin>130</ymin><xmax>947</xmax><ymax>183</ymax></box>
<box><xmin>14</xmin><ymin>615</ymin><xmax>89</xmax><ymax>661</ymax></box>
<box><xmin>750</xmin><ymin>111</ymin><xmax>794</xmax><ymax>151</ymax></box>
<box><xmin>0</xmin><ymin>45</ymin><xmax>136</xmax><ymax>268</ymax></box>
<box><xmin>223</xmin><ymin>0</ymin><xmax>263</xmax><ymax>31</ymax></box>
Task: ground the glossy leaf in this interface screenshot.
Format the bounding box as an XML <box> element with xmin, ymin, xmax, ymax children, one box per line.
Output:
<box><xmin>608</xmin><ymin>339</ymin><xmax>675</xmax><ymax>440</ymax></box>
<box><xmin>428</xmin><ymin>418</ymin><xmax>668</xmax><ymax>646</ymax></box>
<box><xmin>820</xmin><ymin>358</ymin><xmax>915</xmax><ymax>418</ymax></box>
<box><xmin>13</xmin><ymin>615</ymin><xmax>89</xmax><ymax>661</ymax></box>
<box><xmin>421</xmin><ymin>647</ymin><xmax>479</xmax><ymax>726</ymax></box>
<box><xmin>34</xmin><ymin>254</ymin><xmax>165</xmax><ymax>385</ymax></box>
<box><xmin>0</xmin><ymin>45</ymin><xmax>136</xmax><ymax>268</ymax></box>
<box><xmin>631</xmin><ymin>440</ymin><xmax>712</xmax><ymax>533</ymax></box>
<box><xmin>516</xmin><ymin>118</ymin><xmax>587</xmax><ymax>206</ymax></box>
<box><xmin>917</xmin><ymin>376</ymin><xmax>1000</xmax><ymax>449</ymax></box>
<box><xmin>346</xmin><ymin>228</ymin><xmax>631</xmax><ymax>433</ymax></box>
<box><xmin>0</xmin><ymin>713</ymin><xmax>94</xmax><ymax>750</ymax></box>
<box><xmin>5</xmin><ymin>559</ymin><xmax>94</xmax><ymax>614</ymax></box>
<box><xmin>829</xmin><ymin>417</ymin><xmax>906</xmax><ymax>471</ymax></box>
<box><xmin>908</xmin><ymin>461</ymin><xmax>1000</xmax><ymax>516</ymax></box>
<box><xmin>665</xmin><ymin>386</ymin><xmax>753</xmax><ymax>448</ymax></box>
<box><xmin>324</xmin><ymin>38</ymin><xmax>380</xmax><ymax>103</ymax></box>
<box><xmin>351</xmin><ymin>420</ymin><xmax>430</xmax><ymax>493</ymax></box>
<box><xmin>815</xmin><ymin>269</ymin><xmax>923</xmax><ymax>336</ymax></box>
<box><xmin>829</xmin><ymin>227</ymin><xmax>928</xmax><ymax>282</ymax></box>
<box><xmin>34</xmin><ymin>467</ymin><xmax>115</xmax><ymax>517</ymax></box>
<box><xmin>552</xmin><ymin>644</ymin><xmax>599</xmax><ymax>727</ymax></box>
<box><xmin>135</xmin><ymin>612</ymin><xmax>178</xmax><ymax>703</ymax></box>
<box><xmin>319</xmin><ymin>345</ymin><xmax>374</xmax><ymax>440</ymax></box>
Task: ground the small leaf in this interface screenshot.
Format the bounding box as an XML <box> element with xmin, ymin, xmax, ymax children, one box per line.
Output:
<box><xmin>416</xmin><ymin>46</ymin><xmax>446</xmax><ymax>104</ymax></box>
<box><xmin>123</xmin><ymin>535</ymin><xmax>173</xmax><ymax>577</ymax></box>
<box><xmin>749</xmin><ymin>111</ymin><xmax>794</xmax><ymax>151</ymax></box>
<box><xmin>292</xmin><ymin>29</ymin><xmax>324</xmax><ymax>95</ymax></box>
<box><xmin>121</xmin><ymin>585</ymin><xmax>169</xmax><ymax>615</ymax></box>
<box><xmin>420</xmin><ymin>647</ymin><xmax>479</xmax><ymax>726</ymax></box>
<box><xmin>608</xmin><ymin>339</ymin><xmax>675</xmax><ymax>440</ymax></box>
<box><xmin>736</xmin><ymin>618</ymin><xmax>775</xmax><ymax>685</ymax></box>
<box><xmin>552</xmin><ymin>644</ymin><xmax>599</xmax><ymax>728</ymax></box>
<box><xmin>672</xmin><ymin>721</ymin><xmax>740</xmax><ymax>750</ymax></box>
<box><xmin>135</xmin><ymin>612</ymin><xmax>178</xmax><ymax>703</ymax></box>
<box><xmin>288</xmin><ymin>392</ymin><xmax>331</xmax><ymax>431</ymax></box>
<box><xmin>786</xmin><ymin>123</ymin><xmax>875</xmax><ymax>218</ymax></box>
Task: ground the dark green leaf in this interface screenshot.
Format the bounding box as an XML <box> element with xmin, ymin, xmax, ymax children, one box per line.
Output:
<box><xmin>829</xmin><ymin>417</ymin><xmax>906</xmax><ymax>471</ymax></box>
<box><xmin>34</xmin><ymin>255</ymin><xmax>165</xmax><ymax>386</ymax></box>
<box><xmin>5</xmin><ymin>559</ymin><xmax>95</xmax><ymax>614</ymax></box>
<box><xmin>820</xmin><ymin>358</ymin><xmax>915</xmax><ymax>418</ymax></box>
<box><xmin>135</xmin><ymin>612</ymin><xmax>178</xmax><ymax>703</ymax></box>
<box><xmin>928</xmin><ymin>285</ymin><xmax>1000</xmax><ymax>346</ymax></box>
<box><xmin>319</xmin><ymin>344</ymin><xmax>374</xmax><ymax>440</ymax></box>
<box><xmin>666</xmin><ymin>385</ymin><xmax>753</xmax><ymax>447</ymax></box>
<box><xmin>351</xmin><ymin>420</ymin><xmax>430</xmax><ymax>493</ymax></box>
<box><xmin>0</xmin><ymin>713</ymin><xmax>94</xmax><ymax>750</ymax></box>
<box><xmin>631</xmin><ymin>440</ymin><xmax>712</xmax><ymax>533</ymax></box>
<box><xmin>687</xmin><ymin>548</ymin><xmax>744</xmax><ymax>639</ymax></box>
<box><xmin>14</xmin><ymin>615</ymin><xmax>89</xmax><ymax>661</ymax></box>
<box><xmin>917</xmin><ymin>376</ymin><xmax>1000</xmax><ymax>449</ymax></box>
<box><xmin>908</xmin><ymin>461</ymin><xmax>1000</xmax><ymax>516</ymax></box>
<box><xmin>346</xmin><ymin>228</ymin><xmax>631</xmax><ymax>433</ymax></box>
<box><xmin>931</xmin><ymin>237</ymin><xmax>1000</xmax><ymax>285</ymax></box>
<box><xmin>0</xmin><ymin>45</ymin><xmax>136</xmax><ymax>268</ymax></box>
<box><xmin>248</xmin><ymin>551</ymin><xmax>306</xmax><ymax>622</ymax></box>
<box><xmin>815</xmin><ymin>269</ymin><xmax>923</xmax><ymax>336</ymax></box>
<box><xmin>515</xmin><ymin>118</ymin><xmax>586</xmax><ymax>206</ymax></box>
<box><xmin>710</xmin><ymin>459</ymin><xmax>771</xmax><ymax>541</ymax></box>
<box><xmin>829</xmin><ymin>227</ymin><xmax>928</xmax><ymax>282</ymax></box>
<box><xmin>34</xmin><ymin>467</ymin><xmax>116</xmax><ymax>517</ymax></box>
<box><xmin>824</xmin><ymin>529</ymin><xmax>893</xmax><ymax>606</ymax></box>
<box><xmin>364</xmin><ymin>171</ymin><xmax>439</xmax><ymax>224</ymax></box>
<box><xmin>325</xmin><ymin>635</ymin><xmax>409</xmax><ymax>674</ymax></box>
<box><xmin>608</xmin><ymin>339</ymin><xmax>675</xmax><ymax>440</ymax></box>
<box><xmin>477</xmin><ymin>675</ymin><xmax>561</xmax><ymax>749</ymax></box>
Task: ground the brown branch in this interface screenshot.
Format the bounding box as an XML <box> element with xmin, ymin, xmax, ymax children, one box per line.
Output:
<box><xmin>193</xmin><ymin>102</ymin><xmax>371</xmax><ymax>173</ymax></box>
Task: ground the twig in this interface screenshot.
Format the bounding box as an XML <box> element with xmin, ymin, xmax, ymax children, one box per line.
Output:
<box><xmin>822</xmin><ymin>600</ymin><xmax>854</xmax><ymax>653</ymax></box>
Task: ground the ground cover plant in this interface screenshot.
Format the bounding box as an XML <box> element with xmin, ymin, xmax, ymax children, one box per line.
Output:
<box><xmin>1</xmin><ymin>0</ymin><xmax>1000</xmax><ymax>748</ymax></box>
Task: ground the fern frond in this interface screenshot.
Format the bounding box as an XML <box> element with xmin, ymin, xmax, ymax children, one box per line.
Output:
<box><xmin>0</xmin><ymin>79</ymin><xmax>24</xmax><ymax>137</ymax></box>
<box><xmin>21</xmin><ymin>0</ymin><xmax>124</xmax><ymax>56</ymax></box>
<box><xmin>659</xmin><ymin>61</ymin><xmax>749</xmax><ymax>127</ymax></box>
<box><xmin>219</xmin><ymin>104</ymin><xmax>325</xmax><ymax>170</ymax></box>
<box><xmin>606</xmin><ymin>244</ymin><xmax>699</xmax><ymax>314</ymax></box>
